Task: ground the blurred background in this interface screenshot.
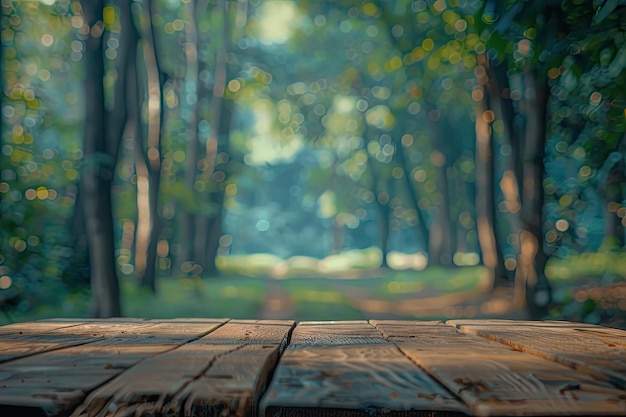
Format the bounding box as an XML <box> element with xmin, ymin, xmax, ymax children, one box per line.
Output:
<box><xmin>1</xmin><ymin>0</ymin><xmax>625</xmax><ymax>327</ymax></box>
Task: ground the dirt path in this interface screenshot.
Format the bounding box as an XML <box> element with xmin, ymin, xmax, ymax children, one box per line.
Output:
<box><xmin>257</xmin><ymin>278</ymin><xmax>295</xmax><ymax>319</ymax></box>
<box><xmin>255</xmin><ymin>275</ymin><xmax>530</xmax><ymax>321</ymax></box>
<box><xmin>348</xmin><ymin>286</ymin><xmax>528</xmax><ymax>320</ymax></box>
<box><xmin>254</xmin><ymin>275</ymin><xmax>626</xmax><ymax>327</ymax></box>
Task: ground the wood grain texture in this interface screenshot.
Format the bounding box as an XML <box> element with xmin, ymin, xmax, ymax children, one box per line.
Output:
<box><xmin>0</xmin><ymin>320</ymin><xmax>87</xmax><ymax>336</ymax></box>
<box><xmin>0</xmin><ymin>320</ymin><xmax>162</xmax><ymax>364</ymax></box>
<box><xmin>70</xmin><ymin>319</ymin><xmax>294</xmax><ymax>417</ymax></box>
<box><xmin>259</xmin><ymin>321</ymin><xmax>469</xmax><ymax>417</ymax></box>
<box><xmin>1</xmin><ymin>318</ymin><xmax>625</xmax><ymax>417</ymax></box>
<box><xmin>0</xmin><ymin>319</ymin><xmax>226</xmax><ymax>417</ymax></box>
<box><xmin>448</xmin><ymin>319</ymin><xmax>626</xmax><ymax>390</ymax></box>
<box><xmin>290</xmin><ymin>321</ymin><xmax>385</xmax><ymax>347</ymax></box>
<box><xmin>374</xmin><ymin>320</ymin><xmax>626</xmax><ymax>416</ymax></box>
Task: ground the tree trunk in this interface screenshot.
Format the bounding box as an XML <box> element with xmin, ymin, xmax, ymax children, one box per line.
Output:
<box><xmin>80</xmin><ymin>0</ymin><xmax>121</xmax><ymax>317</ymax></box>
<box><xmin>515</xmin><ymin>68</ymin><xmax>552</xmax><ymax>317</ymax></box>
<box><xmin>362</xmin><ymin>122</ymin><xmax>391</xmax><ymax>268</ymax></box>
<box><xmin>600</xmin><ymin>136</ymin><xmax>626</xmax><ymax>251</ymax></box>
<box><xmin>474</xmin><ymin>54</ymin><xmax>507</xmax><ymax>290</ymax></box>
<box><xmin>195</xmin><ymin>0</ymin><xmax>230</xmax><ymax>273</ymax></box>
<box><xmin>132</xmin><ymin>0</ymin><xmax>163</xmax><ymax>292</ymax></box>
<box><xmin>427</xmin><ymin>109</ymin><xmax>455</xmax><ymax>266</ymax></box>
<box><xmin>474</xmin><ymin>102</ymin><xmax>502</xmax><ymax>289</ymax></box>
<box><xmin>373</xmin><ymin>182</ymin><xmax>390</xmax><ymax>268</ymax></box>
<box><xmin>176</xmin><ymin>1</ymin><xmax>201</xmax><ymax>270</ymax></box>
<box><xmin>454</xmin><ymin>177</ymin><xmax>470</xmax><ymax>254</ymax></box>
<box><xmin>392</xmin><ymin>133</ymin><xmax>430</xmax><ymax>256</ymax></box>
<box><xmin>203</xmin><ymin>215</ymin><xmax>224</xmax><ymax>275</ymax></box>
<box><xmin>202</xmin><ymin>100</ymin><xmax>233</xmax><ymax>275</ymax></box>
<box><xmin>64</xmin><ymin>190</ymin><xmax>91</xmax><ymax>285</ymax></box>
<box><xmin>484</xmin><ymin>59</ymin><xmax>519</xmax><ymax>283</ymax></box>
<box><xmin>375</xmin><ymin>184</ymin><xmax>391</xmax><ymax>269</ymax></box>
<box><xmin>332</xmin><ymin>219</ymin><xmax>345</xmax><ymax>254</ymax></box>
<box><xmin>492</xmin><ymin>62</ymin><xmax>523</xmax><ymax>184</ymax></box>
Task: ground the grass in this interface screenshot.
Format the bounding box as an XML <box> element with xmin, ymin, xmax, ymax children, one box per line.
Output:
<box><xmin>280</xmin><ymin>278</ymin><xmax>367</xmax><ymax>320</ymax></box>
<box><xmin>0</xmin><ymin>274</ymin><xmax>267</xmax><ymax>325</ymax></box>
<box><xmin>121</xmin><ymin>275</ymin><xmax>266</xmax><ymax>319</ymax></box>
<box><xmin>1</xmin><ymin>265</ymin><xmax>489</xmax><ymax>324</ymax></box>
<box><xmin>546</xmin><ymin>252</ymin><xmax>626</xmax><ymax>282</ymax></box>
<box><xmin>3</xmin><ymin>251</ymin><xmax>624</xmax><ymax>326</ymax></box>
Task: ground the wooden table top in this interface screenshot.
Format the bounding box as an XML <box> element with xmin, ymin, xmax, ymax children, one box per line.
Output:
<box><xmin>0</xmin><ymin>319</ymin><xmax>624</xmax><ymax>417</ymax></box>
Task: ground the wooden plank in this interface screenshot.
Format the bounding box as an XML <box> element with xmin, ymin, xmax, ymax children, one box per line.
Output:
<box><xmin>297</xmin><ymin>320</ymin><xmax>372</xmax><ymax>325</ymax></box>
<box><xmin>70</xmin><ymin>319</ymin><xmax>294</xmax><ymax>417</ymax></box>
<box><xmin>259</xmin><ymin>321</ymin><xmax>468</xmax><ymax>417</ymax></box>
<box><xmin>291</xmin><ymin>321</ymin><xmax>385</xmax><ymax>346</ymax></box>
<box><xmin>38</xmin><ymin>318</ymin><xmax>151</xmax><ymax>322</ymax></box>
<box><xmin>0</xmin><ymin>319</ymin><xmax>227</xmax><ymax>417</ymax></box>
<box><xmin>0</xmin><ymin>318</ymin><xmax>227</xmax><ymax>363</ymax></box>
<box><xmin>373</xmin><ymin>320</ymin><xmax>626</xmax><ymax>416</ymax></box>
<box><xmin>448</xmin><ymin>319</ymin><xmax>626</xmax><ymax>390</ymax></box>
<box><xmin>0</xmin><ymin>320</ymin><xmax>165</xmax><ymax>364</ymax></box>
<box><xmin>447</xmin><ymin>319</ymin><xmax>626</xmax><ymax>342</ymax></box>
<box><xmin>0</xmin><ymin>320</ymin><xmax>87</xmax><ymax>336</ymax></box>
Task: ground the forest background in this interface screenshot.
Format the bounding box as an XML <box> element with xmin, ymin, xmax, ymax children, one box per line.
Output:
<box><xmin>1</xmin><ymin>0</ymin><xmax>625</xmax><ymax>327</ymax></box>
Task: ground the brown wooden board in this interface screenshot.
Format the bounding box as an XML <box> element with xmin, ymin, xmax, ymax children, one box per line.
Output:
<box><xmin>38</xmin><ymin>318</ymin><xmax>152</xmax><ymax>323</ymax></box>
<box><xmin>373</xmin><ymin>320</ymin><xmax>626</xmax><ymax>416</ymax></box>
<box><xmin>0</xmin><ymin>320</ymin><xmax>87</xmax><ymax>336</ymax></box>
<box><xmin>448</xmin><ymin>319</ymin><xmax>626</xmax><ymax>390</ymax></box>
<box><xmin>291</xmin><ymin>320</ymin><xmax>385</xmax><ymax>346</ymax></box>
<box><xmin>70</xmin><ymin>319</ymin><xmax>294</xmax><ymax>417</ymax></box>
<box><xmin>259</xmin><ymin>321</ymin><xmax>469</xmax><ymax>417</ymax></box>
<box><xmin>0</xmin><ymin>319</ymin><xmax>226</xmax><ymax>417</ymax></box>
<box><xmin>0</xmin><ymin>320</ymin><xmax>166</xmax><ymax>364</ymax></box>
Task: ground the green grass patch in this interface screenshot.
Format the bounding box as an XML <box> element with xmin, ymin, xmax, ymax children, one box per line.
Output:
<box><xmin>121</xmin><ymin>274</ymin><xmax>266</xmax><ymax>319</ymax></box>
<box><xmin>0</xmin><ymin>274</ymin><xmax>267</xmax><ymax>325</ymax></box>
<box><xmin>547</xmin><ymin>253</ymin><xmax>626</xmax><ymax>282</ymax></box>
<box><xmin>0</xmin><ymin>290</ymin><xmax>91</xmax><ymax>325</ymax></box>
<box><xmin>280</xmin><ymin>278</ymin><xmax>366</xmax><ymax>320</ymax></box>
<box><xmin>288</xmin><ymin>300</ymin><xmax>366</xmax><ymax>321</ymax></box>
<box><xmin>373</xmin><ymin>266</ymin><xmax>487</xmax><ymax>300</ymax></box>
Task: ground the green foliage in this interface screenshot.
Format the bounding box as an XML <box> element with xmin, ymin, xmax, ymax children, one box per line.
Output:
<box><xmin>1</xmin><ymin>0</ymin><xmax>624</xmax><ymax>324</ymax></box>
<box><xmin>160</xmin><ymin>182</ymin><xmax>219</xmax><ymax>215</ymax></box>
<box><xmin>1</xmin><ymin>2</ymin><xmax>88</xmax><ymax>313</ymax></box>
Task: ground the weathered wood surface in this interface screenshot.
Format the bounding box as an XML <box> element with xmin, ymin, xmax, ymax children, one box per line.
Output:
<box><xmin>71</xmin><ymin>319</ymin><xmax>294</xmax><ymax>417</ymax></box>
<box><xmin>259</xmin><ymin>321</ymin><xmax>470</xmax><ymax>417</ymax></box>
<box><xmin>449</xmin><ymin>319</ymin><xmax>626</xmax><ymax>390</ymax></box>
<box><xmin>0</xmin><ymin>319</ymin><xmax>227</xmax><ymax>416</ymax></box>
<box><xmin>0</xmin><ymin>319</ymin><xmax>624</xmax><ymax>417</ymax></box>
<box><xmin>374</xmin><ymin>320</ymin><xmax>626</xmax><ymax>416</ymax></box>
<box><xmin>0</xmin><ymin>320</ymin><xmax>163</xmax><ymax>364</ymax></box>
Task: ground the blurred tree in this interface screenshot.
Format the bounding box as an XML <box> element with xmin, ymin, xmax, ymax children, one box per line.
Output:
<box><xmin>79</xmin><ymin>0</ymin><xmax>122</xmax><ymax>317</ymax></box>
<box><xmin>194</xmin><ymin>0</ymin><xmax>233</xmax><ymax>274</ymax></box>
<box><xmin>600</xmin><ymin>136</ymin><xmax>626</xmax><ymax>250</ymax></box>
<box><xmin>2</xmin><ymin>1</ymin><xmax>91</xmax><ymax>315</ymax></box>
<box><xmin>370</xmin><ymin>0</ymin><xmax>481</xmax><ymax>267</ymax></box>
<box><xmin>473</xmin><ymin>0</ymin><xmax>561</xmax><ymax>316</ymax></box>
<box><xmin>476</xmin><ymin>0</ymin><xmax>626</xmax><ymax>316</ymax></box>
<box><xmin>2</xmin><ymin>0</ymin><xmax>625</xmax><ymax>323</ymax></box>
<box><xmin>473</xmin><ymin>52</ymin><xmax>508</xmax><ymax>290</ymax></box>
<box><xmin>131</xmin><ymin>0</ymin><xmax>162</xmax><ymax>293</ymax></box>
<box><xmin>424</xmin><ymin>105</ymin><xmax>455</xmax><ymax>267</ymax></box>
<box><xmin>177</xmin><ymin>0</ymin><xmax>202</xmax><ymax>270</ymax></box>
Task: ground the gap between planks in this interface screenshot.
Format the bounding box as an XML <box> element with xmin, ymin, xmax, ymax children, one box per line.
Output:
<box><xmin>0</xmin><ymin>318</ymin><xmax>229</xmax><ymax>417</ymax></box>
<box><xmin>1</xmin><ymin>319</ymin><xmax>625</xmax><ymax>417</ymax></box>
<box><xmin>70</xmin><ymin>319</ymin><xmax>295</xmax><ymax>417</ymax></box>
<box><xmin>260</xmin><ymin>320</ymin><xmax>470</xmax><ymax>417</ymax></box>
